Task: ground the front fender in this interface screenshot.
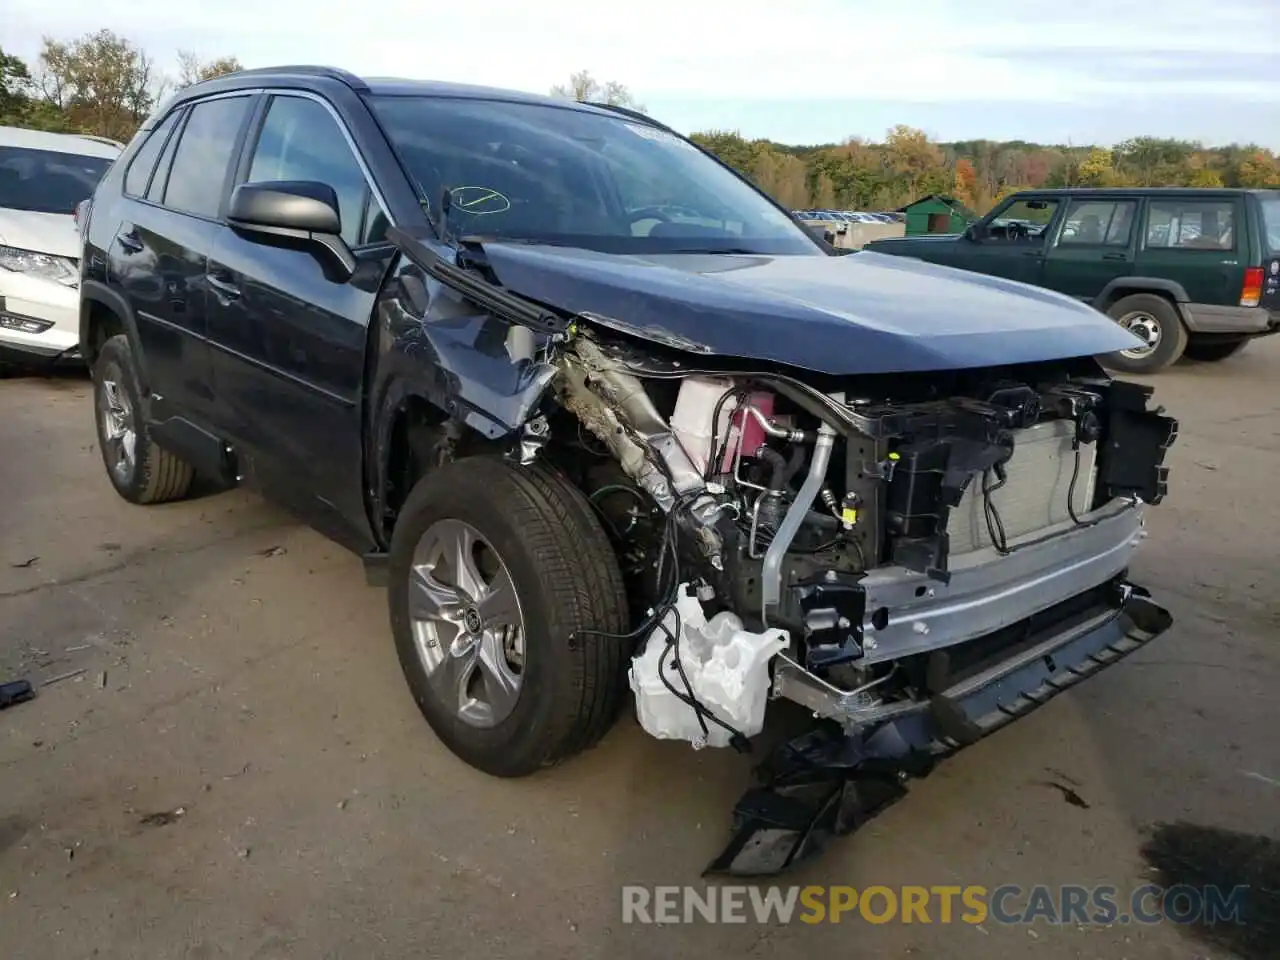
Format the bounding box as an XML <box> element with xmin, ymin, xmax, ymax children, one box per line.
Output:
<box><xmin>364</xmin><ymin>260</ymin><xmax>558</xmax><ymax>543</ymax></box>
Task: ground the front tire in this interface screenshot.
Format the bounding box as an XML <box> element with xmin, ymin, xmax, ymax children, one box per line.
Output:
<box><xmin>387</xmin><ymin>457</ymin><xmax>630</xmax><ymax>777</ymax></box>
<box><xmin>1184</xmin><ymin>337</ymin><xmax>1248</xmax><ymax>362</ymax></box>
<box><xmin>1102</xmin><ymin>294</ymin><xmax>1188</xmax><ymax>374</ymax></box>
<box><xmin>91</xmin><ymin>334</ymin><xmax>194</xmax><ymax>504</ymax></box>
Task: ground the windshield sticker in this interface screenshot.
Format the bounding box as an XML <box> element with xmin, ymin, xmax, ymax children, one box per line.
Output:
<box><xmin>449</xmin><ymin>186</ymin><xmax>511</xmax><ymax>215</ymax></box>
<box><xmin>624</xmin><ymin>122</ymin><xmax>699</xmax><ymax>151</ymax></box>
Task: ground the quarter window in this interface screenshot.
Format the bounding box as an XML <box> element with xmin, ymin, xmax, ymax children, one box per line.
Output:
<box><xmin>124</xmin><ymin>111</ymin><xmax>180</xmax><ymax>197</ymax></box>
<box><xmin>162</xmin><ymin>96</ymin><xmax>252</xmax><ymax>218</ymax></box>
<box><xmin>246</xmin><ymin>95</ymin><xmax>383</xmax><ymax>247</ymax></box>
<box><xmin>1058</xmin><ymin>199</ymin><xmax>1137</xmax><ymax>246</ymax></box>
<box><xmin>1145</xmin><ymin>200</ymin><xmax>1235</xmax><ymax>251</ymax></box>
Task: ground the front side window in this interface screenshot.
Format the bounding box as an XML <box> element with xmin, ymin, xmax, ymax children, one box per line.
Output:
<box><xmin>124</xmin><ymin>111</ymin><xmax>180</xmax><ymax>197</ymax></box>
<box><xmin>369</xmin><ymin>95</ymin><xmax>819</xmax><ymax>255</ymax></box>
<box><xmin>1145</xmin><ymin>200</ymin><xmax>1235</xmax><ymax>251</ymax></box>
<box><xmin>984</xmin><ymin>198</ymin><xmax>1060</xmax><ymax>242</ymax></box>
<box><xmin>1058</xmin><ymin>199</ymin><xmax>1137</xmax><ymax>246</ymax></box>
<box><xmin>246</xmin><ymin>96</ymin><xmax>383</xmax><ymax>247</ymax></box>
<box><xmin>0</xmin><ymin>145</ymin><xmax>114</xmax><ymax>214</ymax></box>
<box><xmin>163</xmin><ymin>96</ymin><xmax>252</xmax><ymax>218</ymax></box>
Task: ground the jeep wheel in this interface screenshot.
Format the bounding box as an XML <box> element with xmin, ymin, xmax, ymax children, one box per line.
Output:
<box><xmin>92</xmin><ymin>334</ymin><xmax>194</xmax><ymax>504</ymax></box>
<box><xmin>1102</xmin><ymin>294</ymin><xmax>1188</xmax><ymax>374</ymax></box>
<box><xmin>387</xmin><ymin>457</ymin><xmax>629</xmax><ymax>777</ymax></box>
<box><xmin>1184</xmin><ymin>337</ymin><xmax>1248</xmax><ymax>363</ymax></box>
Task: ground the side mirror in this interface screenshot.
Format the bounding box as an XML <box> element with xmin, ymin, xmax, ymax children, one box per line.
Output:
<box><xmin>227</xmin><ymin>180</ymin><xmax>356</xmax><ymax>279</ymax></box>
<box><xmin>963</xmin><ymin>223</ymin><xmax>983</xmax><ymax>242</ymax></box>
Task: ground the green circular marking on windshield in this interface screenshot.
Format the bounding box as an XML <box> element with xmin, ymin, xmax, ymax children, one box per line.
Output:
<box><xmin>450</xmin><ymin>186</ymin><xmax>511</xmax><ymax>215</ymax></box>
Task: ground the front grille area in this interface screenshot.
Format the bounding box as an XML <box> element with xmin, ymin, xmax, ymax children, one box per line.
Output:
<box><xmin>948</xmin><ymin>419</ymin><xmax>1096</xmax><ymax>555</ymax></box>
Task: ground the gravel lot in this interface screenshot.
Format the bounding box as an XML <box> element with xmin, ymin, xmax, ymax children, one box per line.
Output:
<box><xmin>2</xmin><ymin>341</ymin><xmax>1278</xmax><ymax>959</ymax></box>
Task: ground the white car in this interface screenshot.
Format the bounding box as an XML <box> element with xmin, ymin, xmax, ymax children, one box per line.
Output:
<box><xmin>0</xmin><ymin>126</ymin><xmax>121</xmax><ymax>364</ymax></box>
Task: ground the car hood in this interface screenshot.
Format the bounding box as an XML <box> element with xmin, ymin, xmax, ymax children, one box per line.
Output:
<box><xmin>477</xmin><ymin>243</ymin><xmax>1140</xmax><ymax>375</ymax></box>
<box><xmin>0</xmin><ymin>209</ymin><xmax>79</xmax><ymax>259</ymax></box>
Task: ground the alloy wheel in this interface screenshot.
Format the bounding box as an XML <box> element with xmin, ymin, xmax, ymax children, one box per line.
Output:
<box><xmin>407</xmin><ymin>519</ymin><xmax>525</xmax><ymax>728</ymax></box>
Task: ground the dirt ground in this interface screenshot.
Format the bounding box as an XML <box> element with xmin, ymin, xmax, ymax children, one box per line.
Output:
<box><xmin>2</xmin><ymin>340</ymin><xmax>1278</xmax><ymax>960</ymax></box>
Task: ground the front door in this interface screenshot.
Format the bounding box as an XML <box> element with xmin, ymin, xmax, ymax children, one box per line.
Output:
<box><xmin>1041</xmin><ymin>197</ymin><xmax>1139</xmax><ymax>300</ymax></box>
<box><xmin>954</xmin><ymin>196</ymin><xmax>1065</xmax><ymax>287</ymax></box>
<box><xmin>204</xmin><ymin>92</ymin><xmax>394</xmax><ymax>533</ymax></box>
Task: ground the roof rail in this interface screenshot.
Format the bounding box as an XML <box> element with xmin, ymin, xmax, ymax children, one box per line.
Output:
<box><xmin>214</xmin><ymin>65</ymin><xmax>369</xmax><ymax>92</ymax></box>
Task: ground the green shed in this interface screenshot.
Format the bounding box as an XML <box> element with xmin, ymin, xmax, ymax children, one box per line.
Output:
<box><xmin>898</xmin><ymin>194</ymin><xmax>977</xmax><ymax>236</ymax></box>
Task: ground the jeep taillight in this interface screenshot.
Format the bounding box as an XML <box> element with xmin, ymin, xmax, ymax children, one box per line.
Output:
<box><xmin>1241</xmin><ymin>267</ymin><xmax>1263</xmax><ymax>307</ymax></box>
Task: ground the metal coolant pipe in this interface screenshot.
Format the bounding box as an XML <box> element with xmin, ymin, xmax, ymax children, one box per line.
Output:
<box><xmin>761</xmin><ymin>423</ymin><xmax>837</xmax><ymax>617</ymax></box>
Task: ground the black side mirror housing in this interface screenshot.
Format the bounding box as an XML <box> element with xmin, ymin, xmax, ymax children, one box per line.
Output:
<box><xmin>963</xmin><ymin>223</ymin><xmax>983</xmax><ymax>242</ymax></box>
<box><xmin>227</xmin><ymin>180</ymin><xmax>356</xmax><ymax>279</ymax></box>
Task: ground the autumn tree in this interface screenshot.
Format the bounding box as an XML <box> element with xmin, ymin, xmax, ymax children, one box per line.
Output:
<box><xmin>1236</xmin><ymin>149</ymin><xmax>1279</xmax><ymax>187</ymax></box>
<box><xmin>1076</xmin><ymin>147</ymin><xmax>1122</xmax><ymax>187</ymax></box>
<box><xmin>953</xmin><ymin>158</ymin><xmax>978</xmax><ymax>210</ymax></box>
<box><xmin>883</xmin><ymin>125</ymin><xmax>948</xmax><ymax>204</ymax></box>
<box><xmin>0</xmin><ymin>48</ymin><xmax>67</xmax><ymax>130</ymax></box>
<box><xmin>551</xmin><ymin>70</ymin><xmax>644</xmax><ymax>112</ymax></box>
<box><xmin>37</xmin><ymin>30</ymin><xmax>158</xmax><ymax>140</ymax></box>
<box><xmin>176</xmin><ymin>50</ymin><xmax>244</xmax><ymax>88</ymax></box>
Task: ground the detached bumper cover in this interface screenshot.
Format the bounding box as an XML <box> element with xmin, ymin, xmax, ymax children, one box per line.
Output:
<box><xmin>707</xmin><ymin>588</ymin><xmax>1171</xmax><ymax>877</ymax></box>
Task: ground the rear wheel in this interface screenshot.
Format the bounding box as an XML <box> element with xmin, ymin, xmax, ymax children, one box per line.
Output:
<box><xmin>91</xmin><ymin>334</ymin><xmax>194</xmax><ymax>504</ymax></box>
<box><xmin>387</xmin><ymin>457</ymin><xmax>629</xmax><ymax>777</ymax></box>
<box><xmin>1102</xmin><ymin>294</ymin><xmax>1188</xmax><ymax>374</ymax></box>
<box><xmin>1184</xmin><ymin>337</ymin><xmax>1248</xmax><ymax>362</ymax></box>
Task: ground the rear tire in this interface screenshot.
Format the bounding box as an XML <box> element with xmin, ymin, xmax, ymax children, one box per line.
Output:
<box><xmin>1102</xmin><ymin>294</ymin><xmax>1187</xmax><ymax>374</ymax></box>
<box><xmin>1184</xmin><ymin>337</ymin><xmax>1248</xmax><ymax>362</ymax></box>
<box><xmin>91</xmin><ymin>334</ymin><xmax>194</xmax><ymax>504</ymax></box>
<box><xmin>387</xmin><ymin>457</ymin><xmax>630</xmax><ymax>777</ymax></box>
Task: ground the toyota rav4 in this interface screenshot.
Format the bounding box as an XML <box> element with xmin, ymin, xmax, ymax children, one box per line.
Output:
<box><xmin>79</xmin><ymin>66</ymin><xmax>1177</xmax><ymax>875</ymax></box>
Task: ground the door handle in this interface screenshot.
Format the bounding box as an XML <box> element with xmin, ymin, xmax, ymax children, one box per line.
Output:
<box><xmin>1022</xmin><ymin>250</ymin><xmax>1043</xmax><ymax>258</ymax></box>
<box><xmin>116</xmin><ymin>230</ymin><xmax>143</xmax><ymax>254</ymax></box>
<box><xmin>207</xmin><ymin>267</ymin><xmax>241</xmax><ymax>301</ymax></box>
<box><xmin>1102</xmin><ymin>252</ymin><xmax>1129</xmax><ymax>261</ymax></box>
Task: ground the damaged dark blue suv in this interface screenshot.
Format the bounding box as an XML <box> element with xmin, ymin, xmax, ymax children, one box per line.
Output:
<box><xmin>78</xmin><ymin>66</ymin><xmax>1177</xmax><ymax>876</ymax></box>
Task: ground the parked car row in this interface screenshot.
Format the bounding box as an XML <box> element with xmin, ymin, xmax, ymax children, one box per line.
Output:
<box><xmin>796</xmin><ymin>209</ymin><xmax>905</xmax><ymax>225</ymax></box>
<box><xmin>0</xmin><ymin>125</ymin><xmax>122</xmax><ymax>365</ymax></box>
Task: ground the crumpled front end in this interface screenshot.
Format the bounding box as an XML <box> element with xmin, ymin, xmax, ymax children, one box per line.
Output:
<box><xmin>542</xmin><ymin>327</ymin><xmax>1176</xmax><ymax>875</ymax></box>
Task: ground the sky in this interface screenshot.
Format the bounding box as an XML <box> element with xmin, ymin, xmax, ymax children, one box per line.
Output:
<box><xmin>6</xmin><ymin>0</ymin><xmax>1280</xmax><ymax>148</ymax></box>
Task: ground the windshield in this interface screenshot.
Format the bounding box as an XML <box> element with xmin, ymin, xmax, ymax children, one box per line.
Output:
<box><xmin>0</xmin><ymin>146</ymin><xmax>114</xmax><ymax>215</ymax></box>
<box><xmin>1260</xmin><ymin>196</ymin><xmax>1280</xmax><ymax>256</ymax></box>
<box><xmin>369</xmin><ymin>96</ymin><xmax>820</xmax><ymax>255</ymax></box>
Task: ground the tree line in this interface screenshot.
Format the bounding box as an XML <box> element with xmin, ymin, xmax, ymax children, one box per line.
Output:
<box><xmin>3</xmin><ymin>41</ymin><xmax>1276</xmax><ymax>213</ymax></box>
<box><xmin>1</xmin><ymin>31</ymin><xmax>241</xmax><ymax>142</ymax></box>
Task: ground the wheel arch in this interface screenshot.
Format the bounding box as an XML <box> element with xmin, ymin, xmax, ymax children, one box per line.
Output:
<box><xmin>1094</xmin><ymin>277</ymin><xmax>1190</xmax><ymax>314</ymax></box>
<box><xmin>79</xmin><ymin>280</ymin><xmax>148</xmax><ymax>384</ymax></box>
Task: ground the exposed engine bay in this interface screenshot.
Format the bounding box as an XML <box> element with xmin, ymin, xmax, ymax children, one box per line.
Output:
<box><xmin>534</xmin><ymin>328</ymin><xmax>1176</xmax><ymax>873</ymax></box>
<box><xmin>384</xmin><ymin>228</ymin><xmax>1178</xmax><ymax>877</ymax></box>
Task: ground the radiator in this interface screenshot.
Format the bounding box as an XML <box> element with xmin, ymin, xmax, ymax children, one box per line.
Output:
<box><xmin>948</xmin><ymin>419</ymin><xmax>1097</xmax><ymax>556</ymax></box>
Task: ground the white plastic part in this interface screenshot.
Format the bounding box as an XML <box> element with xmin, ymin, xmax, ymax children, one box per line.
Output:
<box><xmin>629</xmin><ymin>585</ymin><xmax>789</xmax><ymax>748</ymax></box>
<box><xmin>669</xmin><ymin>376</ymin><xmax>737</xmax><ymax>475</ymax></box>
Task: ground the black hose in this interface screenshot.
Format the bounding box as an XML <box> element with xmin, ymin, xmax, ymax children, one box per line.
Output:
<box><xmin>782</xmin><ymin>442</ymin><xmax>807</xmax><ymax>491</ymax></box>
<box><xmin>756</xmin><ymin>446</ymin><xmax>789</xmax><ymax>491</ymax></box>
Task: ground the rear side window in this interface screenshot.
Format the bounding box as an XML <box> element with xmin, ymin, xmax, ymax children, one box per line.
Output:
<box><xmin>1145</xmin><ymin>200</ymin><xmax>1235</xmax><ymax>251</ymax></box>
<box><xmin>124</xmin><ymin>111</ymin><xmax>180</xmax><ymax>197</ymax></box>
<box><xmin>1059</xmin><ymin>199</ymin><xmax>1136</xmax><ymax>246</ymax></box>
<box><xmin>245</xmin><ymin>95</ymin><xmax>382</xmax><ymax>246</ymax></box>
<box><xmin>163</xmin><ymin>96</ymin><xmax>252</xmax><ymax>218</ymax></box>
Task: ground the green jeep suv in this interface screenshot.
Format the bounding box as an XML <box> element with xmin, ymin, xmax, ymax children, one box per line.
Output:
<box><xmin>867</xmin><ymin>188</ymin><xmax>1280</xmax><ymax>373</ymax></box>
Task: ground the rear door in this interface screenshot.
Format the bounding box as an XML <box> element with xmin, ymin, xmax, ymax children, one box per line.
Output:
<box><xmin>1136</xmin><ymin>196</ymin><xmax>1244</xmax><ymax>306</ymax></box>
<box><xmin>1042</xmin><ymin>196</ymin><xmax>1138</xmax><ymax>299</ymax></box>
<box><xmin>111</xmin><ymin>93</ymin><xmax>255</xmax><ymax>422</ymax></box>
